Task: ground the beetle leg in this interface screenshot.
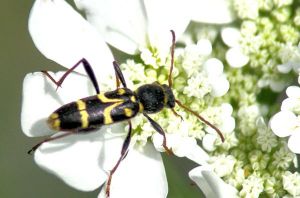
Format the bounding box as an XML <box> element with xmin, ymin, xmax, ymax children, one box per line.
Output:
<box><xmin>143</xmin><ymin>113</ymin><xmax>173</xmax><ymax>155</ymax></box>
<box><xmin>27</xmin><ymin>131</ymin><xmax>74</xmax><ymax>155</ymax></box>
<box><xmin>112</xmin><ymin>61</ymin><xmax>127</xmax><ymax>88</ymax></box>
<box><xmin>106</xmin><ymin>120</ymin><xmax>132</xmax><ymax>197</ymax></box>
<box><xmin>42</xmin><ymin>58</ymin><xmax>100</xmax><ymax>94</ymax></box>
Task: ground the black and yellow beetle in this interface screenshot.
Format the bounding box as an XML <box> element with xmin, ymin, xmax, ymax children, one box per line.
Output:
<box><xmin>28</xmin><ymin>30</ymin><xmax>224</xmax><ymax>197</ymax></box>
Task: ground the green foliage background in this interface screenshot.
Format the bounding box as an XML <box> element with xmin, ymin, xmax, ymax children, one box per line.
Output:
<box><xmin>0</xmin><ymin>1</ymin><xmax>202</xmax><ymax>197</ymax></box>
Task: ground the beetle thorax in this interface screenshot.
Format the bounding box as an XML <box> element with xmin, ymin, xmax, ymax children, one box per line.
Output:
<box><xmin>135</xmin><ymin>82</ymin><xmax>175</xmax><ymax>114</ymax></box>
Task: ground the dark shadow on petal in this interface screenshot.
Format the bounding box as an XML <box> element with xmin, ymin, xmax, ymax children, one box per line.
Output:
<box><xmin>30</xmin><ymin>118</ymin><xmax>54</xmax><ymax>137</ymax></box>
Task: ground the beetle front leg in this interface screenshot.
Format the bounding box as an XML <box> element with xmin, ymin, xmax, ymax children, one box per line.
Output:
<box><xmin>143</xmin><ymin>113</ymin><xmax>173</xmax><ymax>155</ymax></box>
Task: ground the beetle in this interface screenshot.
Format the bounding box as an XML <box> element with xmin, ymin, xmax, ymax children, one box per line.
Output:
<box><xmin>28</xmin><ymin>30</ymin><xmax>224</xmax><ymax>197</ymax></box>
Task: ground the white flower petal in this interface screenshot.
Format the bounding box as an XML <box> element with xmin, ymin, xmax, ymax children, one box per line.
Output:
<box><xmin>29</xmin><ymin>0</ymin><xmax>114</xmax><ymax>79</ymax></box>
<box><xmin>226</xmin><ymin>47</ymin><xmax>249</xmax><ymax>68</ymax></box>
<box><xmin>192</xmin><ymin>0</ymin><xmax>235</xmax><ymax>24</ymax></box>
<box><xmin>34</xmin><ymin>124</ymin><xmax>127</xmax><ymax>191</ymax></box>
<box><xmin>220</xmin><ymin>116</ymin><xmax>235</xmax><ymax>133</ymax></box>
<box><xmin>189</xmin><ymin>166</ymin><xmax>238</xmax><ymax>198</ymax></box>
<box><xmin>288</xmin><ymin>132</ymin><xmax>300</xmax><ymax>154</ymax></box>
<box><xmin>221</xmin><ymin>27</ymin><xmax>241</xmax><ymax>47</ymax></box>
<box><xmin>75</xmin><ymin>0</ymin><xmax>147</xmax><ymax>54</ymax></box>
<box><xmin>281</xmin><ymin>98</ymin><xmax>300</xmax><ymax>112</ymax></box>
<box><xmin>197</xmin><ymin>39</ymin><xmax>212</xmax><ymax>56</ymax></box>
<box><xmin>277</xmin><ymin>64</ymin><xmax>292</xmax><ymax>73</ymax></box>
<box><xmin>21</xmin><ymin>72</ymin><xmax>93</xmax><ymax>137</ymax></box>
<box><xmin>269</xmin><ymin>111</ymin><xmax>298</xmax><ymax>137</ymax></box>
<box><xmin>286</xmin><ymin>86</ymin><xmax>300</xmax><ymax>98</ymax></box>
<box><xmin>202</xmin><ymin>134</ymin><xmax>217</xmax><ymax>152</ymax></box>
<box><xmin>145</xmin><ymin>0</ymin><xmax>192</xmax><ymax>48</ymax></box>
<box><xmin>209</xmin><ymin>75</ymin><xmax>230</xmax><ymax>97</ymax></box>
<box><xmin>152</xmin><ymin>133</ymin><xmax>209</xmax><ymax>165</ymax></box>
<box><xmin>203</xmin><ymin>58</ymin><xmax>224</xmax><ymax>76</ymax></box>
<box><xmin>98</xmin><ymin>143</ymin><xmax>167</xmax><ymax>198</ymax></box>
<box><xmin>75</xmin><ymin>0</ymin><xmax>191</xmax><ymax>54</ymax></box>
<box><xmin>269</xmin><ymin>80</ymin><xmax>285</xmax><ymax>92</ymax></box>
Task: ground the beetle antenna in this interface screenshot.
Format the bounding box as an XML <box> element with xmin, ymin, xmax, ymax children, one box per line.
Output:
<box><xmin>175</xmin><ymin>99</ymin><xmax>225</xmax><ymax>142</ymax></box>
<box><xmin>168</xmin><ymin>30</ymin><xmax>176</xmax><ymax>88</ymax></box>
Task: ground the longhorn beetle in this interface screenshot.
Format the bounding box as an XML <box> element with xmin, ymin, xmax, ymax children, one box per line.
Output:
<box><xmin>28</xmin><ymin>30</ymin><xmax>224</xmax><ymax>197</ymax></box>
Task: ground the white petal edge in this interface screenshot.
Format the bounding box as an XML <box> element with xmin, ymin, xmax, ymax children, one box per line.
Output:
<box><xmin>145</xmin><ymin>0</ymin><xmax>193</xmax><ymax>54</ymax></box>
<box><xmin>288</xmin><ymin>131</ymin><xmax>300</xmax><ymax>154</ymax></box>
<box><xmin>98</xmin><ymin>143</ymin><xmax>168</xmax><ymax>198</ymax></box>
<box><xmin>210</xmin><ymin>75</ymin><xmax>230</xmax><ymax>97</ymax></box>
<box><xmin>286</xmin><ymin>86</ymin><xmax>300</xmax><ymax>98</ymax></box>
<box><xmin>226</xmin><ymin>47</ymin><xmax>249</xmax><ymax>68</ymax></box>
<box><xmin>34</xmin><ymin>124</ymin><xmax>127</xmax><ymax>191</ymax></box>
<box><xmin>74</xmin><ymin>0</ymin><xmax>147</xmax><ymax>54</ymax></box>
<box><xmin>202</xmin><ymin>134</ymin><xmax>217</xmax><ymax>152</ymax></box>
<box><xmin>75</xmin><ymin>0</ymin><xmax>192</xmax><ymax>55</ymax></box>
<box><xmin>191</xmin><ymin>0</ymin><xmax>235</xmax><ymax>24</ymax></box>
<box><xmin>269</xmin><ymin>111</ymin><xmax>298</xmax><ymax>137</ymax></box>
<box><xmin>152</xmin><ymin>133</ymin><xmax>209</xmax><ymax>165</ymax></box>
<box><xmin>281</xmin><ymin>98</ymin><xmax>300</xmax><ymax>112</ymax></box>
<box><xmin>221</xmin><ymin>27</ymin><xmax>241</xmax><ymax>47</ymax></box>
<box><xmin>21</xmin><ymin>72</ymin><xmax>93</xmax><ymax>137</ymax></box>
<box><xmin>189</xmin><ymin>166</ymin><xmax>238</xmax><ymax>198</ymax></box>
<box><xmin>29</xmin><ymin>0</ymin><xmax>114</xmax><ymax>79</ymax></box>
<box><xmin>203</xmin><ymin>58</ymin><xmax>224</xmax><ymax>76</ymax></box>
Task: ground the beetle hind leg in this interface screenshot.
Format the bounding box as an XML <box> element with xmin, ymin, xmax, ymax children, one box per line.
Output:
<box><xmin>27</xmin><ymin>131</ymin><xmax>74</xmax><ymax>155</ymax></box>
<box><xmin>105</xmin><ymin>120</ymin><xmax>132</xmax><ymax>197</ymax></box>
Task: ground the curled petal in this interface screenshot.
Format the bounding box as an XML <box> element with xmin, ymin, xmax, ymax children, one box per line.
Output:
<box><xmin>269</xmin><ymin>111</ymin><xmax>298</xmax><ymax>137</ymax></box>
<box><xmin>34</xmin><ymin>124</ymin><xmax>126</xmax><ymax>191</ymax></box>
<box><xmin>288</xmin><ymin>132</ymin><xmax>300</xmax><ymax>154</ymax></box>
<box><xmin>21</xmin><ymin>72</ymin><xmax>93</xmax><ymax>137</ymax></box>
<box><xmin>98</xmin><ymin>143</ymin><xmax>168</xmax><ymax>198</ymax></box>
<box><xmin>189</xmin><ymin>166</ymin><xmax>238</xmax><ymax>198</ymax></box>
<box><xmin>29</xmin><ymin>0</ymin><xmax>114</xmax><ymax>79</ymax></box>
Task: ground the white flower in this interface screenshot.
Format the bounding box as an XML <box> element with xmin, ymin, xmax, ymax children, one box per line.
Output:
<box><xmin>277</xmin><ymin>43</ymin><xmax>300</xmax><ymax>74</ymax></box>
<box><xmin>270</xmin><ymin>84</ymin><xmax>300</xmax><ymax>154</ymax></box>
<box><xmin>202</xmin><ymin>103</ymin><xmax>236</xmax><ymax>151</ymax></box>
<box><xmin>207</xmin><ymin>154</ymin><xmax>236</xmax><ymax>177</ymax></box>
<box><xmin>233</xmin><ymin>0</ymin><xmax>259</xmax><ymax>20</ymax></box>
<box><xmin>189</xmin><ymin>166</ymin><xmax>238</xmax><ymax>198</ymax></box>
<box><xmin>282</xmin><ymin>171</ymin><xmax>300</xmax><ymax>197</ymax></box>
<box><xmin>239</xmin><ymin>174</ymin><xmax>264</xmax><ymax>198</ymax></box>
<box><xmin>256</xmin><ymin>117</ymin><xmax>278</xmax><ymax>153</ymax></box>
<box><xmin>221</xmin><ymin>27</ymin><xmax>249</xmax><ymax>68</ymax></box>
<box><xmin>22</xmin><ymin>0</ymin><xmax>198</xmax><ymax>197</ymax></box>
